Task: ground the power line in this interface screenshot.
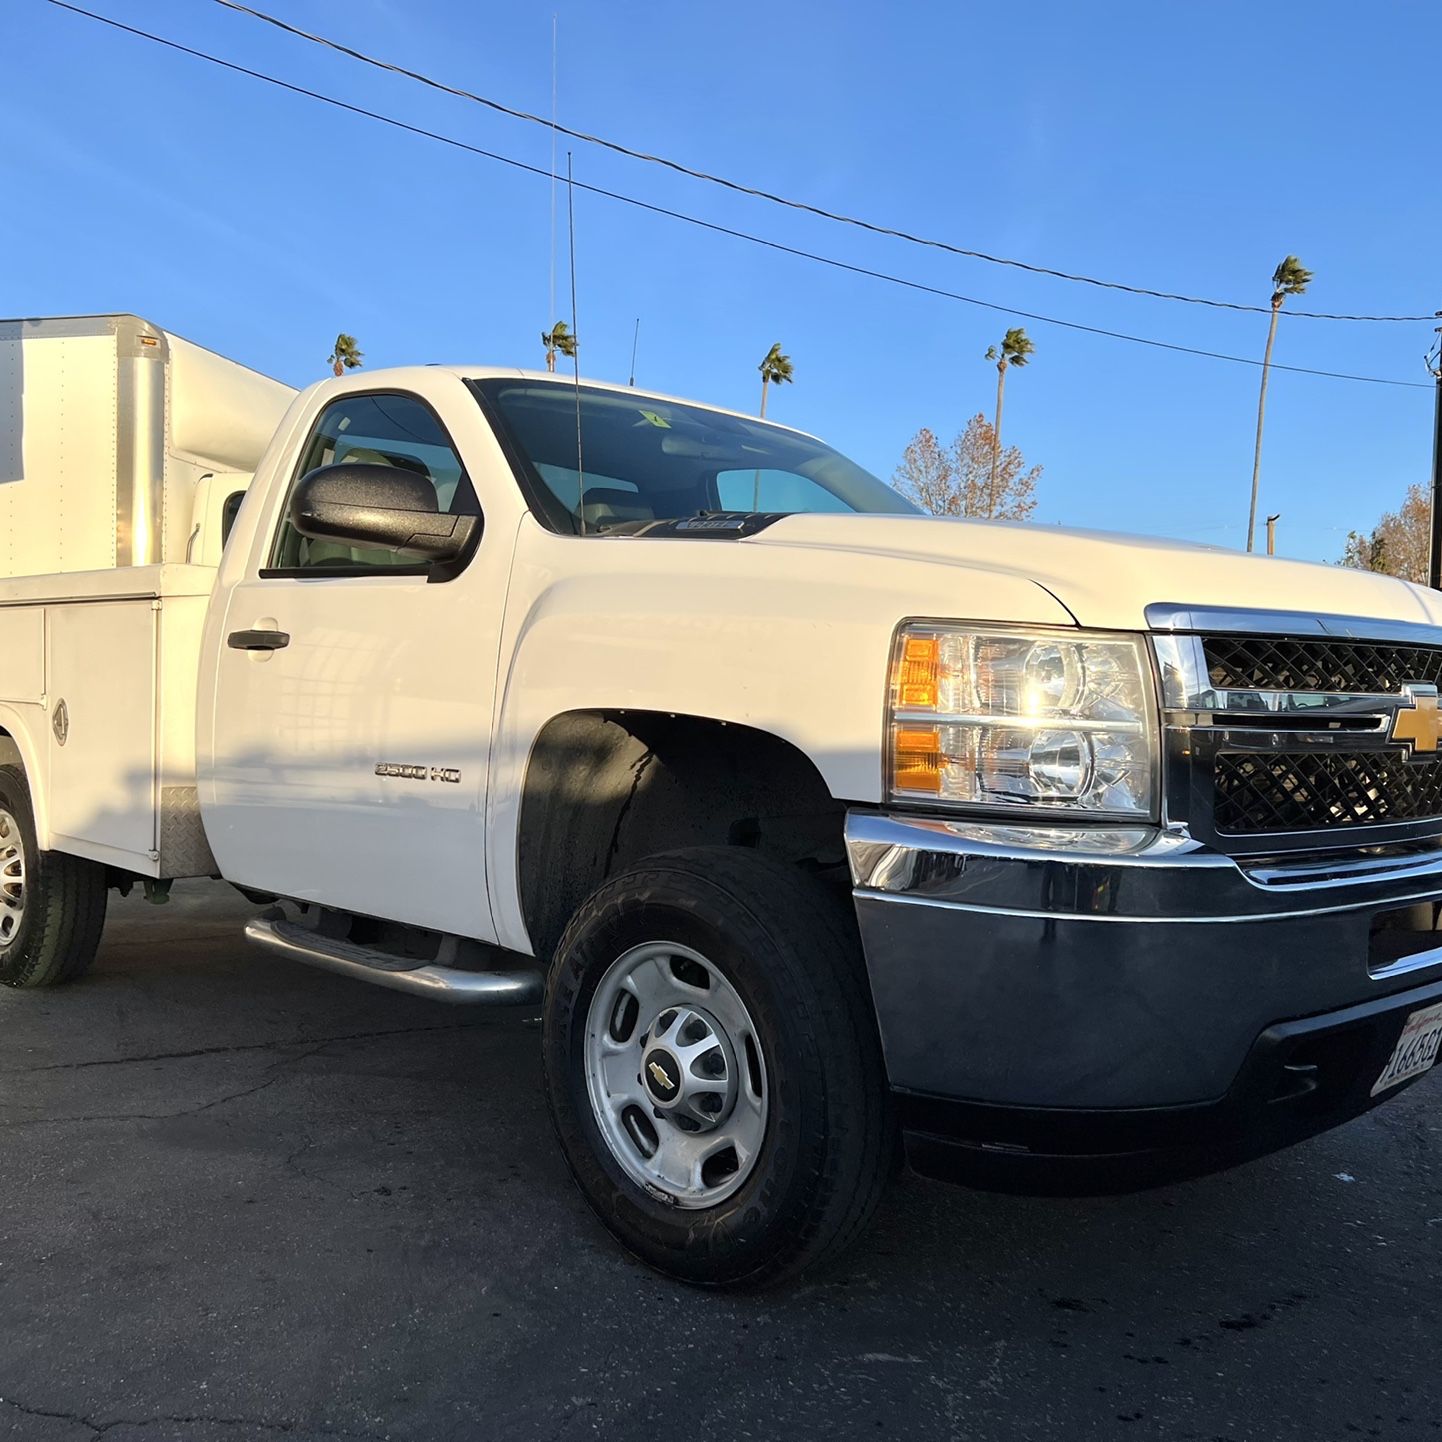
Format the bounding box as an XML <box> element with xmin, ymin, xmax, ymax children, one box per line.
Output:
<box><xmin>35</xmin><ymin>0</ymin><xmax>1435</xmax><ymax>392</ymax></box>
<box><xmin>208</xmin><ymin>0</ymin><xmax>1433</xmax><ymax>326</ymax></box>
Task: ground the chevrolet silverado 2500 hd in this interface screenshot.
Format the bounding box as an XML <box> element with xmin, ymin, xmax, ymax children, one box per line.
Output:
<box><xmin>4</xmin><ymin>313</ymin><xmax>1442</xmax><ymax>1286</ymax></box>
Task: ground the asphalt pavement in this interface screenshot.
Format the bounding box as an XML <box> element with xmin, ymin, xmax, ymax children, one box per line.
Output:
<box><xmin>1</xmin><ymin>882</ymin><xmax>1439</xmax><ymax>1441</ymax></box>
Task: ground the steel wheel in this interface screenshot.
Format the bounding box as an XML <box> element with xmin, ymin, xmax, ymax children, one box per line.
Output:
<box><xmin>583</xmin><ymin>941</ymin><xmax>768</xmax><ymax>1208</ymax></box>
<box><xmin>0</xmin><ymin>808</ymin><xmax>24</xmax><ymax>948</ymax></box>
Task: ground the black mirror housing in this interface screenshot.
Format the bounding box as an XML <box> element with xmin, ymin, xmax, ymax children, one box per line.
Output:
<box><xmin>289</xmin><ymin>462</ymin><xmax>478</xmax><ymax>561</ymax></box>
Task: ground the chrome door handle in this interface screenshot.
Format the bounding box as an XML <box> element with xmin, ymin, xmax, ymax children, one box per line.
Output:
<box><xmin>227</xmin><ymin>629</ymin><xmax>291</xmax><ymax>652</ymax></box>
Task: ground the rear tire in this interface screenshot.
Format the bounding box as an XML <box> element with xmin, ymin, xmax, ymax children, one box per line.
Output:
<box><xmin>542</xmin><ymin>847</ymin><xmax>893</xmax><ymax>1288</ymax></box>
<box><xmin>0</xmin><ymin>765</ymin><xmax>107</xmax><ymax>988</ymax></box>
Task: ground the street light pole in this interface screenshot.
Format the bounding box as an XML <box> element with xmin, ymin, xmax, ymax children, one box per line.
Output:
<box><xmin>1265</xmin><ymin>513</ymin><xmax>1281</xmax><ymax>556</ymax></box>
<box><xmin>1428</xmin><ymin>315</ymin><xmax>1442</xmax><ymax>588</ymax></box>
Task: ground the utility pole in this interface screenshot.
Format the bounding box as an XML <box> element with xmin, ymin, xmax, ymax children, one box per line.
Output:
<box><xmin>1265</xmin><ymin>513</ymin><xmax>1280</xmax><ymax>556</ymax></box>
<box><xmin>1429</xmin><ymin>314</ymin><xmax>1442</xmax><ymax>589</ymax></box>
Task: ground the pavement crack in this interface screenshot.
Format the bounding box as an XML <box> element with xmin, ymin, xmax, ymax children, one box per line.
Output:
<box><xmin>0</xmin><ymin>1042</ymin><xmax>328</xmax><ymax>1130</ymax></box>
<box><xmin>178</xmin><ymin>1043</ymin><xmax>324</xmax><ymax>1117</ymax></box>
<box><xmin>93</xmin><ymin>1413</ymin><xmax>388</xmax><ymax>1439</ymax></box>
<box><xmin>0</xmin><ymin>1394</ymin><xmax>103</xmax><ymax>1437</ymax></box>
<box><xmin>0</xmin><ymin>1394</ymin><xmax>387</xmax><ymax>1440</ymax></box>
<box><xmin>1</xmin><ymin>1021</ymin><xmax>496</xmax><ymax>1077</ymax></box>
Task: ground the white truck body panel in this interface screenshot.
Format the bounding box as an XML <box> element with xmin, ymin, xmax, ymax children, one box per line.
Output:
<box><xmin>0</xmin><ymin>315</ymin><xmax>293</xmax><ymax>577</ymax></box>
<box><xmin>0</xmin><ymin>608</ymin><xmax>45</xmax><ymax>703</ymax></box>
<box><xmin>0</xmin><ymin>317</ymin><xmax>293</xmax><ymax>878</ymax></box>
<box><xmin>46</xmin><ymin>599</ymin><xmax>155</xmax><ymax>862</ymax></box>
<box><xmin>0</xmin><ymin>565</ymin><xmax>216</xmax><ymax>877</ymax></box>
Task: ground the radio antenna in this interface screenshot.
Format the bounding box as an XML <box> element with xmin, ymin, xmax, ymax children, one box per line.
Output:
<box><xmin>568</xmin><ymin>149</ymin><xmax>585</xmax><ymax>535</ymax></box>
<box><xmin>629</xmin><ymin>317</ymin><xmax>640</xmax><ymax>387</ymax></box>
<box><xmin>547</xmin><ymin>14</ymin><xmax>557</xmax><ymax>339</ymax></box>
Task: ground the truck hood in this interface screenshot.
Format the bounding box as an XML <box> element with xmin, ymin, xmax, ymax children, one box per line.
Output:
<box><xmin>749</xmin><ymin>513</ymin><xmax>1442</xmax><ymax>632</ymax></box>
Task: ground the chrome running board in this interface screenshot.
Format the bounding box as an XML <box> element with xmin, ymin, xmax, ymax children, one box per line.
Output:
<box><xmin>244</xmin><ymin>912</ymin><xmax>542</xmax><ymax>1006</ymax></box>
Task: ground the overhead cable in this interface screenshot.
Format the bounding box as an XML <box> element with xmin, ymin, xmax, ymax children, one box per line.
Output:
<box><xmin>38</xmin><ymin>1</ymin><xmax>1434</xmax><ymax>391</ymax></box>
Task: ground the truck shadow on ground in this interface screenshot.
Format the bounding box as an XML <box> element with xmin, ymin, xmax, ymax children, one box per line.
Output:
<box><xmin>0</xmin><ymin>883</ymin><xmax>1436</xmax><ymax>1441</ymax></box>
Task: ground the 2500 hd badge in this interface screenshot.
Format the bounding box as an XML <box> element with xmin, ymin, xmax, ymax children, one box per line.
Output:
<box><xmin>374</xmin><ymin>763</ymin><xmax>462</xmax><ymax>784</ymax></box>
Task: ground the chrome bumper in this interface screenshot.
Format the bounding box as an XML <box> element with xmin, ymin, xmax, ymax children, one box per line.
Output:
<box><xmin>845</xmin><ymin>810</ymin><xmax>1442</xmax><ymax>1109</ymax></box>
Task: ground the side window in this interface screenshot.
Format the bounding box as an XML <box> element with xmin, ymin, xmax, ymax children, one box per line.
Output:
<box><xmin>268</xmin><ymin>392</ymin><xmax>479</xmax><ymax>572</ymax></box>
<box><xmin>220</xmin><ymin>489</ymin><xmax>246</xmax><ymax>549</ymax></box>
<box><xmin>714</xmin><ymin>468</ymin><xmax>854</xmax><ymax>515</ymax></box>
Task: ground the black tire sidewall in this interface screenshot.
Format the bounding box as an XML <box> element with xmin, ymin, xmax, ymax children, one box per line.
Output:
<box><xmin>544</xmin><ymin>866</ymin><xmax>838</xmax><ymax>1286</ymax></box>
<box><xmin>0</xmin><ymin>767</ymin><xmax>38</xmax><ymax>979</ymax></box>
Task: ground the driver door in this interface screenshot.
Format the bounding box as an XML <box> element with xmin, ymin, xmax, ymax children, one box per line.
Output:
<box><xmin>205</xmin><ymin>388</ymin><xmax>501</xmax><ymax>942</ymax></box>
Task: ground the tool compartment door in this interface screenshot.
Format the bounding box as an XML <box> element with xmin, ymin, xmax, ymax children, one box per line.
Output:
<box><xmin>46</xmin><ymin>601</ymin><xmax>157</xmax><ymax>867</ymax></box>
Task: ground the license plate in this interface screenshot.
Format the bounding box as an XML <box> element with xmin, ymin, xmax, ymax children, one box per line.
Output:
<box><xmin>1371</xmin><ymin>1000</ymin><xmax>1442</xmax><ymax>1096</ymax></box>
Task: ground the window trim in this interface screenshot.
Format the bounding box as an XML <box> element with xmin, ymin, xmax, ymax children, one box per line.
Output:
<box><xmin>259</xmin><ymin>388</ymin><xmax>484</xmax><ymax>583</ymax></box>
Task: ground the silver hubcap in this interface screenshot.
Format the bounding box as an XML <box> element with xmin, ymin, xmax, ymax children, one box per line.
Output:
<box><xmin>0</xmin><ymin>809</ymin><xmax>25</xmax><ymax>948</ymax></box>
<box><xmin>584</xmin><ymin>941</ymin><xmax>768</xmax><ymax>1209</ymax></box>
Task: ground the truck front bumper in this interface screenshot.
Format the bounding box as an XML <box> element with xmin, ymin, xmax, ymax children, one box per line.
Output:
<box><xmin>845</xmin><ymin>810</ymin><xmax>1442</xmax><ymax>1186</ymax></box>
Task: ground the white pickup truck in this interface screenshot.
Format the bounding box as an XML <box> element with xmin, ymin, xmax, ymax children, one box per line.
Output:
<box><xmin>5</xmin><ymin>313</ymin><xmax>1442</xmax><ymax>1286</ymax></box>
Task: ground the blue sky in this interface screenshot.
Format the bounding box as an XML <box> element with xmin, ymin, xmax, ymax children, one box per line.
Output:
<box><xmin>4</xmin><ymin>0</ymin><xmax>1440</xmax><ymax>562</ymax></box>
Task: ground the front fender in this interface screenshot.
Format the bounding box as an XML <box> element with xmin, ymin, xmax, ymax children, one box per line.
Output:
<box><xmin>483</xmin><ymin>517</ymin><xmax>1073</xmax><ymax>952</ymax></box>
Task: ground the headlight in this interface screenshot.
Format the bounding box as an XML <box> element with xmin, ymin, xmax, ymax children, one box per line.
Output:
<box><xmin>887</xmin><ymin>623</ymin><xmax>1158</xmax><ymax>816</ymax></box>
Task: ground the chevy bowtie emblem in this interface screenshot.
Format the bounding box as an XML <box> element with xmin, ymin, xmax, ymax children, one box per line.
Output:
<box><xmin>648</xmin><ymin>1060</ymin><xmax>674</xmax><ymax>1090</ymax></box>
<box><xmin>1390</xmin><ymin>684</ymin><xmax>1442</xmax><ymax>754</ymax></box>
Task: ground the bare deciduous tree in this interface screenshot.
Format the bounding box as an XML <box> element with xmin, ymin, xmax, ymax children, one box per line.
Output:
<box><xmin>1339</xmin><ymin>482</ymin><xmax>1430</xmax><ymax>584</ymax></box>
<box><xmin>894</xmin><ymin>415</ymin><xmax>1041</xmax><ymax>522</ymax></box>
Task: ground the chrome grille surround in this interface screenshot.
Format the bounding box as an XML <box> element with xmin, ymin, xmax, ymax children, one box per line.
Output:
<box><xmin>1146</xmin><ymin>604</ymin><xmax>1442</xmax><ymax>851</ymax></box>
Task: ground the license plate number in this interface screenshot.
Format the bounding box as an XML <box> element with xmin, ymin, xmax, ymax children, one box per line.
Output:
<box><xmin>1372</xmin><ymin>1000</ymin><xmax>1442</xmax><ymax>1096</ymax></box>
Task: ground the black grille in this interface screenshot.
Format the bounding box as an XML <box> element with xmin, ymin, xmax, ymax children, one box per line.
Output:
<box><xmin>1214</xmin><ymin>751</ymin><xmax>1442</xmax><ymax>833</ymax></box>
<box><xmin>1204</xmin><ymin>636</ymin><xmax>1442</xmax><ymax>694</ymax></box>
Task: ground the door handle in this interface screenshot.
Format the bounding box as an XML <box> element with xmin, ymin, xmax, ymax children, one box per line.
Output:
<box><xmin>227</xmin><ymin>628</ymin><xmax>291</xmax><ymax>652</ymax></box>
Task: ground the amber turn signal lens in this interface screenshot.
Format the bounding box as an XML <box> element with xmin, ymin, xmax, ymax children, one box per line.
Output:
<box><xmin>896</xmin><ymin>634</ymin><xmax>940</xmax><ymax>709</ymax></box>
<box><xmin>892</xmin><ymin>726</ymin><xmax>942</xmax><ymax>793</ymax></box>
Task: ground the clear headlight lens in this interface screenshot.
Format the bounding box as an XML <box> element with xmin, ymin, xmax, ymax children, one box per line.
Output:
<box><xmin>887</xmin><ymin>625</ymin><xmax>1158</xmax><ymax>816</ymax></box>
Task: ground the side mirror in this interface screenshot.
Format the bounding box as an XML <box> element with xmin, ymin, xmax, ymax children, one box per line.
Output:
<box><xmin>289</xmin><ymin>462</ymin><xmax>478</xmax><ymax>561</ymax></box>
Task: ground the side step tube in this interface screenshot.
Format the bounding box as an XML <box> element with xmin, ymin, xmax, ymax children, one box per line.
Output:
<box><xmin>244</xmin><ymin>913</ymin><xmax>542</xmax><ymax>1006</ymax></box>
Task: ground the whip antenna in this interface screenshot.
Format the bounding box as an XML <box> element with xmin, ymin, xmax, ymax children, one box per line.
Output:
<box><xmin>629</xmin><ymin>317</ymin><xmax>640</xmax><ymax>387</ymax></box>
<box><xmin>547</xmin><ymin>14</ymin><xmax>557</xmax><ymax>336</ymax></box>
<box><xmin>568</xmin><ymin>150</ymin><xmax>585</xmax><ymax>535</ymax></box>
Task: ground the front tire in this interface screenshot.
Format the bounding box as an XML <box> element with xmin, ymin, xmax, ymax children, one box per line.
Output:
<box><xmin>542</xmin><ymin>847</ymin><xmax>893</xmax><ymax>1287</ymax></box>
<box><xmin>0</xmin><ymin>765</ymin><xmax>107</xmax><ymax>988</ymax></box>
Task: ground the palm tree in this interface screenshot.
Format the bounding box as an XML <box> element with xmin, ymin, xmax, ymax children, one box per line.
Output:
<box><xmin>328</xmin><ymin>333</ymin><xmax>363</xmax><ymax>378</ymax></box>
<box><xmin>758</xmin><ymin>342</ymin><xmax>794</xmax><ymax>417</ymax></box>
<box><xmin>984</xmin><ymin>327</ymin><xmax>1034</xmax><ymax>516</ymax></box>
<box><xmin>542</xmin><ymin>320</ymin><xmax>577</xmax><ymax>374</ymax></box>
<box><xmin>1246</xmin><ymin>255</ymin><xmax>1313</xmax><ymax>552</ymax></box>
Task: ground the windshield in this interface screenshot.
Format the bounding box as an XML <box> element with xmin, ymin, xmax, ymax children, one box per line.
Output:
<box><xmin>472</xmin><ymin>378</ymin><xmax>920</xmax><ymax>534</ymax></box>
